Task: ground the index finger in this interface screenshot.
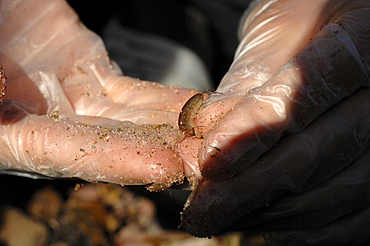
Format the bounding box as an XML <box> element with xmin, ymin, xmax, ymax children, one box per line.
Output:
<box><xmin>0</xmin><ymin>102</ymin><xmax>185</xmax><ymax>192</ymax></box>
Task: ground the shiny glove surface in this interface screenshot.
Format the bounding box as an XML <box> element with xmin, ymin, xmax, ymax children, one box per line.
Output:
<box><xmin>181</xmin><ymin>0</ymin><xmax>370</xmax><ymax>244</ymax></box>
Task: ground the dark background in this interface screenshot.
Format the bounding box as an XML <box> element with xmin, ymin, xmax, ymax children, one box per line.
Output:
<box><xmin>67</xmin><ymin>0</ymin><xmax>252</xmax><ymax>86</ymax></box>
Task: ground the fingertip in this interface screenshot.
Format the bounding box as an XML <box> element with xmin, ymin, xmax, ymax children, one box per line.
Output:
<box><xmin>180</xmin><ymin>181</ymin><xmax>222</xmax><ymax>237</ymax></box>
<box><xmin>181</xmin><ymin>179</ymin><xmax>242</xmax><ymax>238</ymax></box>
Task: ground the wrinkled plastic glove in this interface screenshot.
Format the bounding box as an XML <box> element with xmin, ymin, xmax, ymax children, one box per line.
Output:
<box><xmin>0</xmin><ymin>0</ymin><xmax>202</xmax><ymax>191</ymax></box>
<box><xmin>180</xmin><ymin>0</ymin><xmax>370</xmax><ymax>244</ymax></box>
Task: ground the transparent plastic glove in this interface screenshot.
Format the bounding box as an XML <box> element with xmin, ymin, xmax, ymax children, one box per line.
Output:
<box><xmin>181</xmin><ymin>0</ymin><xmax>370</xmax><ymax>239</ymax></box>
<box><xmin>0</xmin><ymin>0</ymin><xmax>199</xmax><ymax>191</ymax></box>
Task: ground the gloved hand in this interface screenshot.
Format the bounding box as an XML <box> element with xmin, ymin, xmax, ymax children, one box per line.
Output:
<box><xmin>180</xmin><ymin>0</ymin><xmax>370</xmax><ymax>244</ymax></box>
<box><xmin>0</xmin><ymin>0</ymin><xmax>201</xmax><ymax>191</ymax></box>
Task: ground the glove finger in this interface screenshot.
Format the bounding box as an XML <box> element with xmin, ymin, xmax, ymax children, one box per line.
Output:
<box><xmin>181</xmin><ymin>87</ymin><xmax>370</xmax><ymax>237</ymax></box>
<box><xmin>221</xmin><ymin>0</ymin><xmax>329</xmax><ymax>94</ymax></box>
<box><xmin>200</xmin><ymin>1</ymin><xmax>370</xmax><ymax>180</ymax></box>
<box><xmin>0</xmin><ymin>100</ymin><xmax>184</xmax><ymax>191</ymax></box>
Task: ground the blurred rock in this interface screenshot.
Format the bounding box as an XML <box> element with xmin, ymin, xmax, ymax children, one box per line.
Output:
<box><xmin>0</xmin><ymin>205</ymin><xmax>48</xmax><ymax>246</ymax></box>
<box><xmin>27</xmin><ymin>187</ymin><xmax>63</xmax><ymax>228</ymax></box>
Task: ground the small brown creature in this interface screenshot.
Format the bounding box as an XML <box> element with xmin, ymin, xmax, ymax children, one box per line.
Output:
<box><xmin>178</xmin><ymin>93</ymin><xmax>204</xmax><ymax>137</ymax></box>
